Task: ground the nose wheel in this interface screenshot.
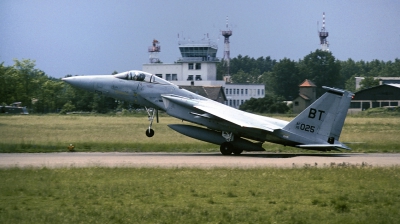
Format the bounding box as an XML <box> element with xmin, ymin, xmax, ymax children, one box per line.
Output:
<box><xmin>145</xmin><ymin>128</ymin><xmax>155</xmax><ymax>137</ymax></box>
<box><xmin>145</xmin><ymin>107</ymin><xmax>158</xmax><ymax>138</ymax></box>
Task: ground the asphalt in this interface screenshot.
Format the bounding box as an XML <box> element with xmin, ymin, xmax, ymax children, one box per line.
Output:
<box><xmin>0</xmin><ymin>152</ymin><xmax>399</xmax><ymax>168</ymax></box>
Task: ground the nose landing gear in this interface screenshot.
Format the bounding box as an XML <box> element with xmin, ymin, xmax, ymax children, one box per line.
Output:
<box><xmin>145</xmin><ymin>107</ymin><xmax>158</xmax><ymax>137</ymax></box>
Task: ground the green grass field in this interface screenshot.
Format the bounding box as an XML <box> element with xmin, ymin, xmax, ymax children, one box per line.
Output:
<box><xmin>1</xmin><ymin>114</ymin><xmax>400</xmax><ymax>223</ymax></box>
<box><xmin>1</xmin><ymin>114</ymin><xmax>399</xmax><ymax>153</ymax></box>
<box><xmin>1</xmin><ymin>167</ymin><xmax>400</xmax><ymax>223</ymax></box>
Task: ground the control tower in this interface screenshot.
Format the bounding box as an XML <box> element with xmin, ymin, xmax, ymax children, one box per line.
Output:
<box><xmin>148</xmin><ymin>39</ymin><xmax>161</xmax><ymax>63</ymax></box>
<box><xmin>221</xmin><ymin>17</ymin><xmax>232</xmax><ymax>82</ymax></box>
<box><xmin>177</xmin><ymin>39</ymin><xmax>218</xmax><ymax>63</ymax></box>
<box><xmin>318</xmin><ymin>12</ymin><xmax>329</xmax><ymax>51</ymax></box>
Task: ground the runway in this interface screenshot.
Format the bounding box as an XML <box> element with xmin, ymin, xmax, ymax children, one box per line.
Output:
<box><xmin>0</xmin><ymin>152</ymin><xmax>399</xmax><ymax>168</ymax></box>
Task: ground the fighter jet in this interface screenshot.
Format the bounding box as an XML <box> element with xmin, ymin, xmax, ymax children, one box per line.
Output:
<box><xmin>62</xmin><ymin>70</ymin><xmax>354</xmax><ymax>155</ymax></box>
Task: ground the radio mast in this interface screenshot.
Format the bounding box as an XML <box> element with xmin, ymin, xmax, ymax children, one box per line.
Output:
<box><xmin>221</xmin><ymin>16</ymin><xmax>233</xmax><ymax>82</ymax></box>
<box><xmin>318</xmin><ymin>12</ymin><xmax>329</xmax><ymax>51</ymax></box>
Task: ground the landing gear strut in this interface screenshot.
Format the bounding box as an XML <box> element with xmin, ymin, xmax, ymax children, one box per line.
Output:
<box><xmin>145</xmin><ymin>107</ymin><xmax>158</xmax><ymax>137</ymax></box>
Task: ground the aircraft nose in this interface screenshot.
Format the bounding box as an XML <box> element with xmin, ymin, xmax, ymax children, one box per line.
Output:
<box><xmin>62</xmin><ymin>76</ymin><xmax>94</xmax><ymax>91</ymax></box>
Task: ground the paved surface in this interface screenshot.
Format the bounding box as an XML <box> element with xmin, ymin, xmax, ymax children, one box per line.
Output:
<box><xmin>0</xmin><ymin>152</ymin><xmax>399</xmax><ymax>168</ymax></box>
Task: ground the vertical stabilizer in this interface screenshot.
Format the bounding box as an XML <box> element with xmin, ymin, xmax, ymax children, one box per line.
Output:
<box><xmin>283</xmin><ymin>87</ymin><xmax>353</xmax><ymax>146</ymax></box>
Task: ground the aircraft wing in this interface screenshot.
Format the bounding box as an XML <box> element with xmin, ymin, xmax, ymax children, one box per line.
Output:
<box><xmin>193</xmin><ymin>101</ymin><xmax>285</xmax><ymax>132</ymax></box>
<box><xmin>161</xmin><ymin>94</ymin><xmax>286</xmax><ymax>132</ymax></box>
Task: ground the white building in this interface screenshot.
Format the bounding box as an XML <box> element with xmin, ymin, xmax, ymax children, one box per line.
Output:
<box><xmin>355</xmin><ymin>77</ymin><xmax>400</xmax><ymax>90</ymax></box>
<box><xmin>224</xmin><ymin>83</ymin><xmax>265</xmax><ymax>108</ymax></box>
<box><xmin>142</xmin><ymin>39</ymin><xmax>264</xmax><ymax>109</ymax></box>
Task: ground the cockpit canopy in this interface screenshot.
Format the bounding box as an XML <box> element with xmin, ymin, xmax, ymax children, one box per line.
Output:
<box><xmin>113</xmin><ymin>70</ymin><xmax>172</xmax><ymax>85</ymax></box>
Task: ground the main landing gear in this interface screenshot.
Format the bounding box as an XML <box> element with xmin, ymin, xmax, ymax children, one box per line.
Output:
<box><xmin>145</xmin><ymin>107</ymin><xmax>158</xmax><ymax>137</ymax></box>
<box><xmin>219</xmin><ymin>132</ymin><xmax>243</xmax><ymax>155</ymax></box>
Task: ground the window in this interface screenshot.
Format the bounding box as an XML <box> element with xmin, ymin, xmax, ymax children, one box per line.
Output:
<box><xmin>262</xmin><ymin>89</ymin><xmax>264</xmax><ymax>95</ymax></box>
<box><xmin>390</xmin><ymin>102</ymin><xmax>398</xmax><ymax>106</ymax></box>
<box><xmin>155</xmin><ymin>74</ymin><xmax>162</xmax><ymax>78</ymax></box>
<box><xmin>245</xmin><ymin>89</ymin><xmax>248</xmax><ymax>95</ymax></box>
<box><xmin>229</xmin><ymin>89</ymin><xmax>232</xmax><ymax>95</ymax></box>
<box><xmin>362</xmin><ymin>102</ymin><xmax>371</xmax><ymax>110</ymax></box>
<box><xmin>172</xmin><ymin>74</ymin><xmax>177</xmax><ymax>80</ymax></box>
<box><xmin>188</xmin><ymin>63</ymin><xmax>194</xmax><ymax>70</ymax></box>
<box><xmin>195</xmin><ymin>63</ymin><xmax>201</xmax><ymax>70</ymax></box>
<box><xmin>241</xmin><ymin>89</ymin><xmax>243</xmax><ymax>95</ymax></box>
<box><xmin>294</xmin><ymin>101</ymin><xmax>299</xmax><ymax>106</ymax></box>
<box><xmin>381</xmin><ymin>102</ymin><xmax>389</xmax><ymax>107</ymax></box>
<box><xmin>225</xmin><ymin>88</ymin><xmax>229</xmax><ymax>94</ymax></box>
<box><xmin>195</xmin><ymin>75</ymin><xmax>202</xmax><ymax>81</ymax></box>
<box><xmin>187</xmin><ymin>75</ymin><xmax>193</xmax><ymax>81</ymax></box>
<box><xmin>236</xmin><ymin>89</ymin><xmax>239</xmax><ymax>94</ymax></box>
<box><xmin>166</xmin><ymin>74</ymin><xmax>171</xmax><ymax>80</ymax></box>
<box><xmin>350</xmin><ymin>102</ymin><xmax>361</xmax><ymax>108</ymax></box>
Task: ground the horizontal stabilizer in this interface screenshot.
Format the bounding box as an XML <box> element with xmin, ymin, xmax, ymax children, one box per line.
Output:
<box><xmin>297</xmin><ymin>144</ymin><xmax>351</xmax><ymax>150</ymax></box>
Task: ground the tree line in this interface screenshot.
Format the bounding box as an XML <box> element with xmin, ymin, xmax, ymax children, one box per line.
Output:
<box><xmin>214</xmin><ymin>50</ymin><xmax>400</xmax><ymax>113</ymax></box>
<box><xmin>0</xmin><ymin>59</ymin><xmax>120</xmax><ymax>113</ymax></box>
<box><xmin>1</xmin><ymin>51</ymin><xmax>400</xmax><ymax>114</ymax></box>
<box><xmin>218</xmin><ymin>50</ymin><xmax>400</xmax><ymax>100</ymax></box>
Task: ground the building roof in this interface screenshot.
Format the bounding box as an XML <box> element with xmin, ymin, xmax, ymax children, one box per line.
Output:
<box><xmin>353</xmin><ymin>84</ymin><xmax>400</xmax><ymax>101</ymax></box>
<box><xmin>179</xmin><ymin>86</ymin><xmax>227</xmax><ymax>101</ymax></box>
<box><xmin>299</xmin><ymin>79</ymin><xmax>316</xmax><ymax>87</ymax></box>
<box><xmin>388</xmin><ymin>84</ymin><xmax>400</xmax><ymax>88</ymax></box>
<box><xmin>299</xmin><ymin>93</ymin><xmax>311</xmax><ymax>101</ymax></box>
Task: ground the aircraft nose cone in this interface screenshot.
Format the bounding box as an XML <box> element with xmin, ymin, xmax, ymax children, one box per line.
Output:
<box><xmin>62</xmin><ymin>76</ymin><xmax>94</xmax><ymax>91</ymax></box>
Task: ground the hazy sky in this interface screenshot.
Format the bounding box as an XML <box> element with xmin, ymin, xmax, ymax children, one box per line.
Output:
<box><xmin>1</xmin><ymin>0</ymin><xmax>399</xmax><ymax>78</ymax></box>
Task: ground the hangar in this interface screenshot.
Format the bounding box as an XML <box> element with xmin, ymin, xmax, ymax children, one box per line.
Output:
<box><xmin>349</xmin><ymin>84</ymin><xmax>400</xmax><ymax>113</ymax></box>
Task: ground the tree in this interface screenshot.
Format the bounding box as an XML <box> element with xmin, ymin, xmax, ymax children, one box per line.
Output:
<box><xmin>239</xmin><ymin>95</ymin><xmax>289</xmax><ymax>113</ymax></box>
<box><xmin>263</xmin><ymin>58</ymin><xmax>301</xmax><ymax>100</ymax></box>
<box><xmin>231</xmin><ymin>69</ymin><xmax>251</xmax><ymax>83</ymax></box>
<box><xmin>359</xmin><ymin>77</ymin><xmax>379</xmax><ymax>90</ymax></box>
<box><xmin>0</xmin><ymin>63</ymin><xmax>18</xmax><ymax>105</ymax></box>
<box><xmin>298</xmin><ymin>50</ymin><xmax>342</xmax><ymax>96</ymax></box>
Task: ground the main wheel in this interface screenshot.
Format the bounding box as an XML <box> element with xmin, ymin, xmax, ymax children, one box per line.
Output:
<box><xmin>145</xmin><ymin>129</ymin><xmax>155</xmax><ymax>137</ymax></box>
<box><xmin>220</xmin><ymin>142</ymin><xmax>233</xmax><ymax>155</ymax></box>
<box><xmin>232</xmin><ymin>148</ymin><xmax>243</xmax><ymax>155</ymax></box>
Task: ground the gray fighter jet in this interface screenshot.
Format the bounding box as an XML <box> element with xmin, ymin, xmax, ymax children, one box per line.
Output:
<box><xmin>62</xmin><ymin>70</ymin><xmax>354</xmax><ymax>155</ymax></box>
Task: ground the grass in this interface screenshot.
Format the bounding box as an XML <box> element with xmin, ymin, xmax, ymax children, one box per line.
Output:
<box><xmin>0</xmin><ymin>114</ymin><xmax>400</xmax><ymax>153</ymax></box>
<box><xmin>0</xmin><ymin>166</ymin><xmax>400</xmax><ymax>223</ymax></box>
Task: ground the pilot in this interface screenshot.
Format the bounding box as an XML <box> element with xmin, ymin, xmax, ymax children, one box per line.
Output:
<box><xmin>137</xmin><ymin>73</ymin><xmax>146</xmax><ymax>81</ymax></box>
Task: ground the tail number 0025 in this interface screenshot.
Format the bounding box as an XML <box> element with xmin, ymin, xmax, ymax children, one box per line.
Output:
<box><xmin>296</xmin><ymin>122</ymin><xmax>315</xmax><ymax>133</ymax></box>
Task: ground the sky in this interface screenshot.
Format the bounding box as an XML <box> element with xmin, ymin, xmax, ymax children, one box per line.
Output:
<box><xmin>1</xmin><ymin>0</ymin><xmax>400</xmax><ymax>78</ymax></box>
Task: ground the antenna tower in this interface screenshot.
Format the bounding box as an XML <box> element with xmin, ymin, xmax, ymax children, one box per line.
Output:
<box><xmin>221</xmin><ymin>16</ymin><xmax>232</xmax><ymax>81</ymax></box>
<box><xmin>318</xmin><ymin>12</ymin><xmax>329</xmax><ymax>51</ymax></box>
<box><xmin>148</xmin><ymin>39</ymin><xmax>161</xmax><ymax>63</ymax></box>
